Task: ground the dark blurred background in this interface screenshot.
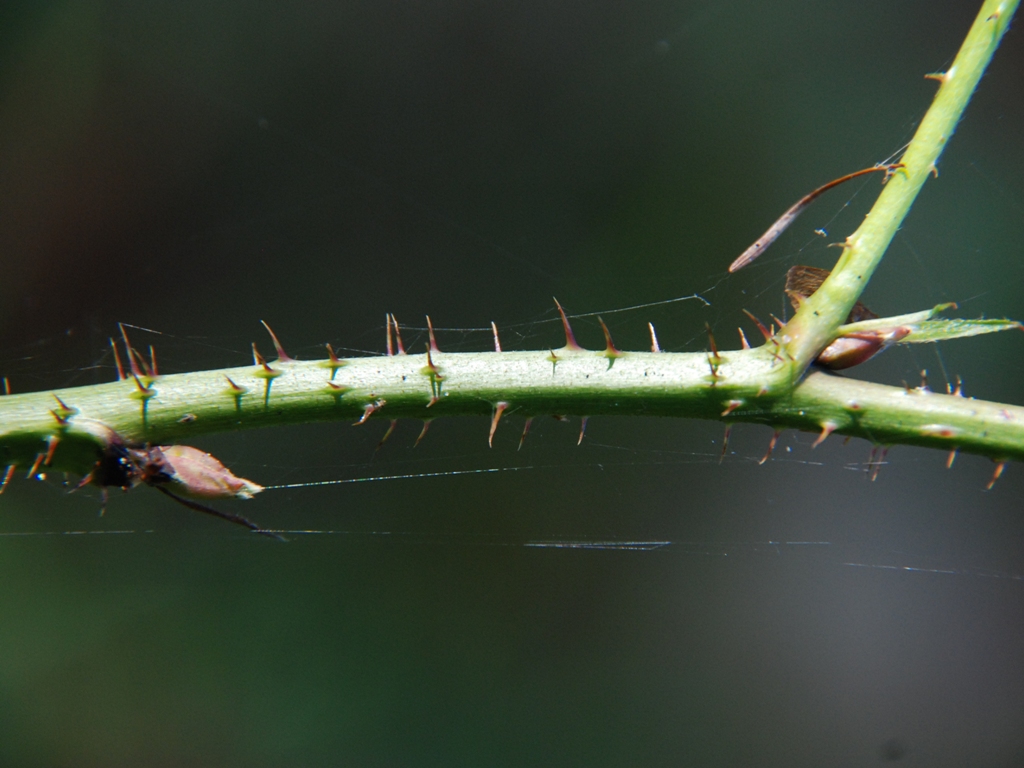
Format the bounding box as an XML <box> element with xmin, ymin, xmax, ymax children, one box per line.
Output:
<box><xmin>2</xmin><ymin>1</ymin><xmax>1023</xmax><ymax>765</ymax></box>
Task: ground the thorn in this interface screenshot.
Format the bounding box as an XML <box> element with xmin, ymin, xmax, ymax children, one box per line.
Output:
<box><xmin>491</xmin><ymin>321</ymin><xmax>502</xmax><ymax>352</ymax></box>
<box><xmin>354</xmin><ymin>399</ymin><xmax>386</xmax><ymax>426</ymax></box>
<box><xmin>986</xmin><ymin>461</ymin><xmax>1007</xmax><ymax>491</ymax></box>
<box><xmin>260</xmin><ymin>320</ymin><xmax>294</xmax><ymax>362</ymax></box>
<box><xmin>768</xmin><ymin>314</ymin><xmax>786</xmax><ymax>331</ymax></box>
<box><xmin>929</xmin><ymin>163</ymin><xmax>939</xmax><ymax>179</ymax></box>
<box><xmin>323</xmin><ymin>343</ymin><xmax>346</xmax><ymax>379</ymax></box>
<box><xmin>924</xmin><ymin>71</ymin><xmax>948</xmax><ymax>84</ymax></box>
<box><xmin>131</xmin><ymin>372</ymin><xmax>154</xmax><ymax>396</ymax></box>
<box><xmin>578</xmin><ymin>416</ymin><xmax>589</xmax><ymax>446</ymax></box>
<box><xmin>866</xmin><ymin>444</ymin><xmax>879</xmax><ymax>476</ymax></box>
<box><xmin>812</xmin><ymin>421</ymin><xmax>837</xmax><ymax>449</ymax></box>
<box><xmin>44</xmin><ymin>435</ymin><xmax>59</xmax><ymax>466</ymax></box>
<box><xmin>721</xmin><ymin>399</ymin><xmax>743</xmax><ymax>417</ymax></box>
<box><xmin>0</xmin><ymin>465</ymin><xmax>15</xmax><ymax>494</ymax></box>
<box><xmin>52</xmin><ymin>395</ymin><xmax>76</xmax><ymax>422</ymax></box>
<box><xmin>26</xmin><ymin>452</ymin><xmax>45</xmax><ymax>481</ymax></box>
<box><xmin>391</xmin><ymin>314</ymin><xmax>406</xmax><ymax>355</ymax></box>
<box><xmin>2</xmin><ymin>377</ymin><xmax>9</xmax><ymax>395</ymax></box>
<box><xmin>737</xmin><ymin>327</ymin><xmax>751</xmax><ymax>350</ymax></box>
<box><xmin>546</xmin><ymin>349</ymin><xmax>559</xmax><ymax>374</ymax></box>
<box><xmin>426</xmin><ymin>316</ymin><xmax>440</xmax><ymax>353</ymax></box>
<box><xmin>386</xmin><ymin>313</ymin><xmax>394</xmax><ymax>356</ymax></box>
<box><xmin>414</xmin><ymin>420</ymin><xmax>433</xmax><ymax>447</ymax></box>
<box><xmin>952</xmin><ymin>376</ymin><xmax>963</xmax><ymax>397</ymax></box>
<box><xmin>597</xmin><ymin>318</ymin><xmax>622</xmax><ymax>360</ymax></box>
<box><xmin>149</xmin><ymin>345</ymin><xmax>159</xmax><ymax>377</ymax></box>
<box><xmin>376</xmin><ymin>420</ymin><xmax>398</xmax><ymax>451</ymax></box>
<box><xmin>759</xmin><ymin>431</ymin><xmax>780</xmax><ymax>465</ymax></box>
<box><xmin>919</xmin><ymin>369</ymin><xmax>930</xmax><ymax>391</ymax></box>
<box><xmin>552</xmin><ymin>298</ymin><xmax>582</xmax><ymax>351</ymax></box>
<box><xmin>251</xmin><ymin>343</ymin><xmax>274</xmax><ymax>373</ymax></box>
<box><xmin>742</xmin><ymin>310</ymin><xmax>772</xmax><ymax>341</ymax></box>
<box><xmin>110</xmin><ymin>338</ymin><xmax>125</xmax><ymax>381</ymax></box>
<box><xmin>946</xmin><ymin>449</ymin><xmax>958</xmax><ymax>469</ymax></box>
<box><xmin>119</xmin><ymin>323</ymin><xmax>144</xmax><ymax>380</ymax></box>
<box><xmin>224</xmin><ymin>375</ymin><xmax>245</xmax><ymax>393</ymax></box>
<box><xmin>719</xmin><ymin>425</ymin><xmax>732</xmax><ymax>464</ymax></box>
<box><xmin>705</xmin><ymin>323</ymin><xmax>720</xmax><ymax>361</ymax></box>
<box><xmin>648</xmin><ymin>322</ymin><xmax>661</xmax><ymax>353</ymax></box>
<box><xmin>870</xmin><ymin>447</ymin><xmax>889</xmax><ymax>482</ymax></box>
<box><xmin>519</xmin><ymin>417</ymin><xmax>533</xmax><ymax>451</ymax></box>
<box><xmin>489</xmin><ymin>402</ymin><xmax>509</xmax><ymax>447</ymax></box>
<box><xmin>129</xmin><ymin>346</ymin><xmax>152</xmax><ymax>378</ymax></box>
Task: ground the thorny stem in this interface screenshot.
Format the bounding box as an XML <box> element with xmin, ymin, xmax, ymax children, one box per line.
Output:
<box><xmin>0</xmin><ymin>0</ymin><xmax>1021</xmax><ymax>486</ymax></box>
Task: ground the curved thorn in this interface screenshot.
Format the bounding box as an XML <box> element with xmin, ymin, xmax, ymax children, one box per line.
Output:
<box><xmin>741</xmin><ymin>310</ymin><xmax>772</xmax><ymax>341</ymax></box>
<box><xmin>812</xmin><ymin>421</ymin><xmax>837</xmax><ymax>449</ymax></box>
<box><xmin>376</xmin><ymin>420</ymin><xmax>398</xmax><ymax>451</ymax></box>
<box><xmin>737</xmin><ymin>327</ymin><xmax>751</xmax><ymax>350</ymax></box>
<box><xmin>759</xmin><ymin>431</ymin><xmax>781</xmax><ymax>465</ymax></box>
<box><xmin>391</xmin><ymin>314</ymin><xmax>406</xmax><ymax>355</ymax></box>
<box><xmin>518</xmin><ymin>417</ymin><xmax>533</xmax><ymax>451</ymax></box>
<box><xmin>119</xmin><ymin>323</ymin><xmax>144</xmax><ymax>379</ymax></box>
<box><xmin>578</xmin><ymin>416</ymin><xmax>589</xmax><ymax>446</ymax></box>
<box><xmin>552</xmin><ymin>298</ymin><xmax>582</xmax><ymax>351</ymax></box>
<box><xmin>719</xmin><ymin>425</ymin><xmax>732</xmax><ymax>464</ymax></box>
<box><xmin>414</xmin><ymin>420</ymin><xmax>432</xmax><ymax>448</ymax></box>
<box><xmin>986</xmin><ymin>460</ymin><xmax>1007</xmax><ymax>491</ymax></box>
<box><xmin>489</xmin><ymin>402</ymin><xmax>509</xmax><ymax>447</ymax></box>
<box><xmin>260</xmin><ymin>320</ymin><xmax>294</xmax><ymax>362</ymax></box>
<box><xmin>648</xmin><ymin>322</ymin><xmax>661</xmax><ymax>353</ymax></box>
<box><xmin>491</xmin><ymin>321</ymin><xmax>502</xmax><ymax>352</ymax></box>
<box><xmin>426</xmin><ymin>316</ymin><xmax>439</xmax><ymax>353</ymax></box>
<box><xmin>597</xmin><ymin>318</ymin><xmax>621</xmax><ymax>358</ymax></box>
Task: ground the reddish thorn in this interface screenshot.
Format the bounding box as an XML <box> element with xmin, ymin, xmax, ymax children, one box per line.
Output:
<box><xmin>758</xmin><ymin>431</ymin><xmax>780</xmax><ymax>465</ymax></box>
<box><xmin>119</xmin><ymin>323</ymin><xmax>144</xmax><ymax>380</ymax></box>
<box><xmin>414</xmin><ymin>420</ymin><xmax>432</xmax><ymax>447</ymax></box>
<box><xmin>741</xmin><ymin>310</ymin><xmax>772</xmax><ymax>341</ymax></box>
<box><xmin>149</xmin><ymin>345</ymin><xmax>159</xmax><ymax>377</ymax></box>
<box><xmin>391</xmin><ymin>315</ymin><xmax>406</xmax><ymax>355</ymax></box>
<box><xmin>491</xmin><ymin>321</ymin><xmax>502</xmax><ymax>353</ymax></box>
<box><xmin>552</xmin><ymin>298</ymin><xmax>582</xmax><ymax>351</ymax></box>
<box><xmin>0</xmin><ymin>465</ymin><xmax>15</xmax><ymax>494</ymax></box>
<box><xmin>2</xmin><ymin>377</ymin><xmax>10</xmax><ymax>395</ymax></box>
<box><xmin>26</xmin><ymin>452</ymin><xmax>45</xmax><ymax>481</ymax></box>
<box><xmin>597</xmin><ymin>317</ymin><xmax>621</xmax><ymax>358</ymax></box>
<box><xmin>424</xmin><ymin>344</ymin><xmax>439</xmax><ymax>374</ymax></box>
<box><xmin>110</xmin><ymin>338</ymin><xmax>125</xmax><ymax>381</ymax></box>
<box><xmin>812</xmin><ymin>421</ymin><xmax>837</xmax><ymax>449</ymax></box>
<box><xmin>866</xmin><ymin>444</ymin><xmax>880</xmax><ymax>476</ymax></box>
<box><xmin>43</xmin><ymin>435</ymin><xmax>59</xmax><ymax>466</ymax></box>
<box><xmin>326</xmin><ymin>381</ymin><xmax>346</xmax><ymax>391</ymax></box>
<box><xmin>252</xmin><ymin>343</ymin><xmax>275</xmax><ymax>373</ymax></box>
<box><xmin>426</xmin><ymin>394</ymin><xmax>440</xmax><ymax>408</ymax></box>
<box><xmin>986</xmin><ymin>461</ymin><xmax>1007</xmax><ymax>490</ymax></box>
<box><xmin>489</xmin><ymin>402</ymin><xmax>509</xmax><ymax>447</ymax></box>
<box><xmin>946</xmin><ymin>449</ymin><xmax>958</xmax><ymax>469</ymax></box>
<box><xmin>131</xmin><ymin>372</ymin><xmax>153</xmax><ymax>395</ymax></box>
<box><xmin>386</xmin><ymin>313</ymin><xmax>394</xmax><ymax>356</ymax></box>
<box><xmin>53</xmin><ymin>394</ymin><xmax>74</xmax><ymax>415</ymax></box>
<box><xmin>578</xmin><ymin>416</ymin><xmax>589</xmax><ymax>446</ymax></box>
<box><xmin>719</xmin><ymin>425</ymin><xmax>732</xmax><ymax>464</ymax></box>
<box><xmin>870</xmin><ymin>447</ymin><xmax>889</xmax><ymax>482</ymax></box>
<box><xmin>952</xmin><ymin>376</ymin><xmax>963</xmax><ymax>397</ymax></box>
<box><xmin>721</xmin><ymin>399</ymin><xmax>743</xmax><ymax>417</ymax></box>
<box><xmin>648</xmin><ymin>322</ymin><xmax>661</xmax><ymax>353</ymax></box>
<box><xmin>326</xmin><ymin>343</ymin><xmax>341</xmax><ymax>364</ymax></box>
<box><xmin>737</xmin><ymin>328</ymin><xmax>751</xmax><ymax>350</ymax></box>
<box><xmin>225</xmin><ymin>375</ymin><xmax>245</xmax><ymax>393</ymax></box>
<box><xmin>376</xmin><ymin>420</ymin><xmax>398</xmax><ymax>451</ymax></box>
<box><xmin>768</xmin><ymin>314</ymin><xmax>786</xmax><ymax>331</ymax></box>
<box><xmin>260</xmin><ymin>320</ymin><xmax>293</xmax><ymax>362</ymax></box>
<box><xmin>354</xmin><ymin>399</ymin><xmax>385</xmax><ymax>426</ymax></box>
<box><xmin>705</xmin><ymin>323</ymin><xmax>720</xmax><ymax>361</ymax></box>
<box><xmin>129</xmin><ymin>346</ymin><xmax>152</xmax><ymax>378</ymax></box>
<box><xmin>518</xmin><ymin>417</ymin><xmax>533</xmax><ymax>451</ymax></box>
<box><xmin>426</xmin><ymin>316</ymin><xmax>439</xmax><ymax>354</ymax></box>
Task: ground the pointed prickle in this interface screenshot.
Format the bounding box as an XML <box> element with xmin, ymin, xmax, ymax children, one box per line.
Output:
<box><xmin>737</xmin><ymin>327</ymin><xmax>751</xmax><ymax>350</ymax></box>
<box><xmin>252</xmin><ymin>343</ymin><xmax>273</xmax><ymax>372</ymax></box>
<box><xmin>951</xmin><ymin>376</ymin><xmax>963</xmax><ymax>397</ymax></box>
<box><xmin>426</xmin><ymin>316</ymin><xmax>440</xmax><ymax>354</ymax></box>
<box><xmin>768</xmin><ymin>314</ymin><xmax>786</xmax><ymax>331</ymax></box>
<box><xmin>51</xmin><ymin>395</ymin><xmax>77</xmax><ymax>423</ymax></box>
<box><xmin>0</xmin><ymin>465</ymin><xmax>15</xmax><ymax>494</ymax></box>
<box><xmin>577</xmin><ymin>416</ymin><xmax>590</xmax><ymax>446</ymax></box>
<box><xmin>322</xmin><ymin>343</ymin><xmax>347</xmax><ymax>379</ymax></box>
<box><xmin>386</xmin><ymin>313</ymin><xmax>394</xmax><ymax>356</ymax></box>
<box><xmin>519</xmin><ymin>417</ymin><xmax>533</xmax><ymax>451</ymax></box>
<box><xmin>741</xmin><ymin>310</ymin><xmax>772</xmax><ymax>341</ymax></box>
<box><xmin>354</xmin><ymin>399</ymin><xmax>386</xmax><ymax>426</ymax></box>
<box><xmin>224</xmin><ymin>376</ymin><xmax>246</xmax><ymax>393</ymax></box>
<box><xmin>986</xmin><ymin>461</ymin><xmax>1007</xmax><ymax>491</ymax></box>
<box><xmin>597</xmin><ymin>318</ymin><xmax>622</xmax><ymax>363</ymax></box>
<box><xmin>2</xmin><ymin>376</ymin><xmax>9</xmax><ymax>395</ymax></box>
<box><xmin>260</xmin><ymin>320</ymin><xmax>294</xmax><ymax>362</ymax></box>
<box><xmin>721</xmin><ymin>399</ymin><xmax>743</xmax><ymax>417</ymax></box>
<box><xmin>759</xmin><ymin>431</ymin><xmax>780</xmax><ymax>465</ymax></box>
<box><xmin>129</xmin><ymin>346</ymin><xmax>152</xmax><ymax>378</ymax></box>
<box><xmin>119</xmin><ymin>323</ymin><xmax>145</xmax><ymax>380</ymax></box>
<box><xmin>414</xmin><ymin>420</ymin><xmax>433</xmax><ymax>448</ymax></box>
<box><xmin>391</xmin><ymin>314</ymin><xmax>406</xmax><ymax>355</ymax></box>
<box><xmin>131</xmin><ymin>372</ymin><xmax>154</xmax><ymax>397</ymax></box>
<box><xmin>705</xmin><ymin>323</ymin><xmax>721</xmax><ymax>362</ymax></box>
<box><xmin>110</xmin><ymin>338</ymin><xmax>126</xmax><ymax>381</ymax></box>
<box><xmin>865</xmin><ymin>444</ymin><xmax>879</xmax><ymax>476</ymax></box>
<box><xmin>552</xmin><ymin>298</ymin><xmax>582</xmax><ymax>351</ymax></box>
<box><xmin>489</xmin><ymin>402</ymin><xmax>509</xmax><ymax>447</ymax></box>
<box><xmin>946</xmin><ymin>448</ymin><xmax>958</xmax><ymax>469</ymax></box>
<box><xmin>870</xmin><ymin>447</ymin><xmax>889</xmax><ymax>482</ymax></box>
<box><xmin>26</xmin><ymin>452</ymin><xmax>45</xmax><ymax>481</ymax></box>
<box><xmin>719</xmin><ymin>425</ymin><xmax>732</xmax><ymax>464</ymax></box>
<box><xmin>811</xmin><ymin>421</ymin><xmax>837</xmax><ymax>449</ymax></box>
<box><xmin>491</xmin><ymin>322</ymin><xmax>502</xmax><ymax>352</ymax></box>
<box><xmin>149</xmin><ymin>345</ymin><xmax>159</xmax><ymax>377</ymax></box>
<box><xmin>43</xmin><ymin>435</ymin><xmax>60</xmax><ymax>466</ymax></box>
<box><xmin>376</xmin><ymin>420</ymin><xmax>398</xmax><ymax>451</ymax></box>
<box><xmin>648</xmin><ymin>322</ymin><xmax>661</xmax><ymax>353</ymax></box>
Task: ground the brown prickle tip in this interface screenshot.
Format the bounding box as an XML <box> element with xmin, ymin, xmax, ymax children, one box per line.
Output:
<box><xmin>597</xmin><ymin>317</ymin><xmax>621</xmax><ymax>359</ymax></box>
<box><xmin>489</xmin><ymin>402</ymin><xmax>509</xmax><ymax>447</ymax></box>
<box><xmin>924</xmin><ymin>71</ymin><xmax>948</xmax><ymax>84</ymax></box>
<box><xmin>648</xmin><ymin>322</ymin><xmax>661</xmax><ymax>353</ymax></box>
<box><xmin>946</xmin><ymin>448</ymin><xmax>958</xmax><ymax>469</ymax></box>
<box><xmin>2</xmin><ymin>376</ymin><xmax>10</xmax><ymax>395</ymax></box>
<box><xmin>391</xmin><ymin>314</ymin><xmax>406</xmax><ymax>355</ymax></box>
<box><xmin>759</xmin><ymin>430</ymin><xmax>781</xmax><ymax>465</ymax></box>
<box><xmin>721</xmin><ymin>399</ymin><xmax>743</xmax><ymax>417</ymax></box>
<box><xmin>519</xmin><ymin>417</ymin><xmax>533</xmax><ymax>451</ymax></box>
<box><xmin>376</xmin><ymin>419</ymin><xmax>398</xmax><ymax>451</ymax></box>
<box><xmin>326</xmin><ymin>343</ymin><xmax>342</xmax><ymax>364</ymax></box>
<box><xmin>491</xmin><ymin>321</ymin><xmax>502</xmax><ymax>353</ymax></box>
<box><xmin>870</xmin><ymin>447</ymin><xmax>889</xmax><ymax>482</ymax></box>
<box><xmin>43</xmin><ymin>435</ymin><xmax>60</xmax><ymax>466</ymax></box>
<box><xmin>426</xmin><ymin>315</ymin><xmax>440</xmax><ymax>354</ymax></box>
<box><xmin>51</xmin><ymin>394</ymin><xmax>77</xmax><ymax>424</ymax></box>
<box><xmin>811</xmin><ymin>421</ymin><xmax>837</xmax><ymax>449</ymax></box>
<box><xmin>986</xmin><ymin>460</ymin><xmax>1007</xmax><ymax>491</ymax></box>
<box><xmin>118</xmin><ymin>323</ymin><xmax>145</xmax><ymax>380</ymax></box>
<box><xmin>110</xmin><ymin>338</ymin><xmax>126</xmax><ymax>381</ymax></box>
<box><xmin>130</xmin><ymin>372</ymin><xmax>154</xmax><ymax>397</ymax></box>
<box><xmin>578</xmin><ymin>416</ymin><xmax>589</xmax><ymax>446</ymax></box>
<box><xmin>354</xmin><ymin>399</ymin><xmax>386</xmax><ymax>426</ymax></box>
<box><xmin>148</xmin><ymin>345</ymin><xmax>159</xmax><ymax>378</ymax></box>
<box><xmin>251</xmin><ymin>343</ymin><xmax>273</xmax><ymax>373</ymax></box>
<box><xmin>552</xmin><ymin>298</ymin><xmax>582</xmax><ymax>351</ymax></box>
<box><xmin>719</xmin><ymin>424</ymin><xmax>732</xmax><ymax>464</ymax></box>
<box><xmin>26</xmin><ymin>452</ymin><xmax>45</xmax><ymax>481</ymax></box>
<box><xmin>705</xmin><ymin>322</ymin><xmax>720</xmax><ymax>361</ymax></box>
<box><xmin>260</xmin><ymin>320</ymin><xmax>294</xmax><ymax>362</ymax></box>
<box><xmin>0</xmin><ymin>464</ymin><xmax>15</xmax><ymax>494</ymax></box>
<box><xmin>386</xmin><ymin>313</ymin><xmax>394</xmax><ymax>356</ymax></box>
<box><xmin>414</xmin><ymin>420</ymin><xmax>433</xmax><ymax>448</ymax></box>
<box><xmin>224</xmin><ymin>375</ymin><xmax>246</xmax><ymax>394</ymax></box>
<box><xmin>737</xmin><ymin>327</ymin><xmax>751</xmax><ymax>350</ymax></box>
<box><xmin>741</xmin><ymin>310</ymin><xmax>772</xmax><ymax>341</ymax></box>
